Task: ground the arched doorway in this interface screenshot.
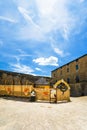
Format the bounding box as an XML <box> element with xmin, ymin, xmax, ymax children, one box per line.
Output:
<box><xmin>50</xmin><ymin>79</ymin><xmax>70</xmax><ymax>103</ymax></box>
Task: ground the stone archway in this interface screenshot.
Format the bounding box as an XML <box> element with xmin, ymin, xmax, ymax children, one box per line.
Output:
<box><xmin>51</xmin><ymin>79</ymin><xmax>70</xmax><ymax>102</ymax></box>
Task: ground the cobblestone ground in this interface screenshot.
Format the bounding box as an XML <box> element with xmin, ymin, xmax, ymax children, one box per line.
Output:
<box><xmin>0</xmin><ymin>96</ymin><xmax>87</xmax><ymax>130</ymax></box>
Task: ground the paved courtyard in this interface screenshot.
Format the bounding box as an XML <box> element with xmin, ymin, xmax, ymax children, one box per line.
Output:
<box><xmin>0</xmin><ymin>96</ymin><xmax>87</xmax><ymax>130</ymax></box>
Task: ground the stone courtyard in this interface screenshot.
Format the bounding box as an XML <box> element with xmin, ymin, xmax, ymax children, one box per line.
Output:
<box><xmin>0</xmin><ymin>96</ymin><xmax>87</xmax><ymax>130</ymax></box>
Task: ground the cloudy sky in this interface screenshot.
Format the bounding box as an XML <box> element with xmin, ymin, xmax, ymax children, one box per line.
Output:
<box><xmin>0</xmin><ymin>0</ymin><xmax>87</xmax><ymax>76</ymax></box>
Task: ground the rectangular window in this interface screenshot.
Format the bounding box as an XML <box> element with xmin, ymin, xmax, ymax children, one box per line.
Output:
<box><xmin>76</xmin><ymin>76</ymin><xmax>79</xmax><ymax>83</ymax></box>
<box><xmin>76</xmin><ymin>64</ymin><xmax>79</xmax><ymax>70</ymax></box>
<box><xmin>54</xmin><ymin>74</ymin><xmax>55</xmax><ymax>77</ymax></box>
<box><xmin>67</xmin><ymin>68</ymin><xmax>69</xmax><ymax>72</ymax></box>
<box><xmin>67</xmin><ymin>78</ymin><xmax>70</xmax><ymax>83</ymax></box>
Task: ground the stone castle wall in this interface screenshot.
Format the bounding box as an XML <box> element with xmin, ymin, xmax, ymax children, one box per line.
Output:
<box><xmin>51</xmin><ymin>54</ymin><xmax>87</xmax><ymax>96</ymax></box>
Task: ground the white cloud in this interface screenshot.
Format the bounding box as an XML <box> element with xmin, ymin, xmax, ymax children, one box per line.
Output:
<box><xmin>36</xmin><ymin>0</ymin><xmax>72</xmax><ymax>38</ymax></box>
<box><xmin>54</xmin><ymin>48</ymin><xmax>64</xmax><ymax>56</ymax></box>
<box><xmin>0</xmin><ymin>0</ymin><xmax>86</xmax><ymax>49</ymax></box>
<box><xmin>14</xmin><ymin>0</ymin><xmax>87</xmax><ymax>42</ymax></box>
<box><xmin>54</xmin><ymin>47</ymin><xmax>70</xmax><ymax>57</ymax></box>
<box><xmin>15</xmin><ymin>0</ymin><xmax>73</xmax><ymax>41</ymax></box>
<box><xmin>12</xmin><ymin>56</ymin><xmax>20</xmax><ymax>63</ymax></box>
<box><xmin>0</xmin><ymin>16</ymin><xmax>16</xmax><ymax>23</ymax></box>
<box><xmin>9</xmin><ymin>49</ymin><xmax>31</xmax><ymax>63</ymax></box>
<box><xmin>16</xmin><ymin>49</ymin><xmax>25</xmax><ymax>54</ymax></box>
<box><xmin>50</xmin><ymin>37</ymin><xmax>70</xmax><ymax>57</ymax></box>
<box><xmin>16</xmin><ymin>49</ymin><xmax>31</xmax><ymax>57</ymax></box>
<box><xmin>17</xmin><ymin>6</ymin><xmax>45</xmax><ymax>41</ymax></box>
<box><xmin>10</xmin><ymin>63</ymin><xmax>34</xmax><ymax>74</ymax></box>
<box><xmin>35</xmin><ymin>67</ymin><xmax>42</xmax><ymax>71</ymax></box>
<box><xmin>36</xmin><ymin>0</ymin><xmax>57</xmax><ymax>16</ymax></box>
<box><xmin>80</xmin><ymin>0</ymin><xmax>85</xmax><ymax>3</ymax></box>
<box><xmin>33</xmin><ymin>56</ymin><xmax>58</xmax><ymax>66</ymax></box>
<box><xmin>18</xmin><ymin>6</ymin><xmax>40</xmax><ymax>29</ymax></box>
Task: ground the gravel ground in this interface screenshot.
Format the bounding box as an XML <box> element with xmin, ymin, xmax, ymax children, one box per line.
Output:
<box><xmin>0</xmin><ymin>96</ymin><xmax>87</xmax><ymax>130</ymax></box>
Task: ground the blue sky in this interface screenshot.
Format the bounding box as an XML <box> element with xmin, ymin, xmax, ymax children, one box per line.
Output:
<box><xmin>0</xmin><ymin>0</ymin><xmax>87</xmax><ymax>76</ymax></box>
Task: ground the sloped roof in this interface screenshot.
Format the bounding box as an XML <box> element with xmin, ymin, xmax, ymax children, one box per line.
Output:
<box><xmin>35</xmin><ymin>77</ymin><xmax>49</xmax><ymax>85</ymax></box>
<box><xmin>52</xmin><ymin>54</ymin><xmax>87</xmax><ymax>72</ymax></box>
